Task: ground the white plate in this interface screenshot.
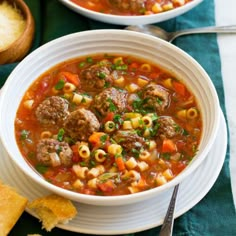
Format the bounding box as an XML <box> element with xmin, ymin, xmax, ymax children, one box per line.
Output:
<box><xmin>0</xmin><ymin>110</ymin><xmax>226</xmax><ymax>235</ymax></box>
<box><xmin>58</xmin><ymin>0</ymin><xmax>203</xmax><ymax>25</ymax></box>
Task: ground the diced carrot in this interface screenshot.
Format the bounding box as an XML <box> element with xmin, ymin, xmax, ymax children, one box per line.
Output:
<box><xmin>59</xmin><ymin>71</ymin><xmax>80</xmax><ymax>87</ymax></box>
<box><xmin>173</xmin><ymin>81</ymin><xmax>186</xmax><ymax>96</ymax></box>
<box><xmin>162</xmin><ymin>139</ymin><xmax>176</xmax><ymax>153</ymax></box>
<box><xmin>98</xmin><ymin>180</ymin><xmax>116</xmax><ymax>193</ymax></box>
<box><xmin>115</xmin><ymin>156</ymin><xmax>126</xmax><ymax>171</ymax></box>
<box><xmin>129</xmin><ymin>62</ymin><xmax>139</xmax><ymax>70</ymax></box>
<box><xmin>88</xmin><ymin>132</ymin><xmax>107</xmax><ymax>147</ymax></box>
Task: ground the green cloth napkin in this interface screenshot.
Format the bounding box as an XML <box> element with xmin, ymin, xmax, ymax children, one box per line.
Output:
<box><xmin>2</xmin><ymin>0</ymin><xmax>235</xmax><ymax>235</ymax></box>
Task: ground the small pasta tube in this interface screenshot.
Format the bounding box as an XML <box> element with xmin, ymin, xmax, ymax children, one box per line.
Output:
<box><xmin>72</xmin><ymin>93</ymin><xmax>83</xmax><ymax>104</ymax></box>
<box><xmin>139</xmin><ymin>150</ymin><xmax>151</xmax><ymax>160</ymax></box>
<box><xmin>72</xmin><ymin>165</ymin><xmax>88</xmax><ymax>179</ymax></box>
<box><xmin>142</xmin><ymin>115</ymin><xmax>153</xmax><ymax>127</ymax></box>
<box><xmin>151</xmin><ymin>3</ymin><xmax>163</xmax><ymax>13</ymax></box>
<box><xmin>78</xmin><ymin>145</ymin><xmax>90</xmax><ymax>159</ymax></box>
<box><xmin>104</xmin><ymin>121</ymin><xmax>116</xmax><ymax>133</ymax></box>
<box><xmin>126</xmin><ymin>83</ymin><xmax>140</xmax><ymax>93</ymax></box>
<box><xmin>146</xmin><ymin>140</ymin><xmax>157</xmax><ymax>151</ymax></box>
<box><xmin>94</xmin><ymin>149</ymin><xmax>107</xmax><ymax>163</ymax></box>
<box><xmin>162</xmin><ymin>169</ymin><xmax>174</xmax><ymax>180</ymax></box>
<box><xmin>128</xmin><ymin>186</ymin><xmax>140</xmax><ymax>194</ymax></box>
<box><xmin>107</xmin><ymin>144</ymin><xmax>123</xmax><ymax>155</ymax></box>
<box><xmin>122</xmin><ymin>120</ymin><xmax>133</xmax><ymax>130</ymax></box>
<box><xmin>163</xmin><ymin>78</ymin><xmax>172</xmax><ymax>89</ymax></box>
<box><xmin>156</xmin><ymin>174</ymin><xmax>167</xmax><ymax>186</ymax></box>
<box><xmin>40</xmin><ymin>131</ymin><xmax>52</xmax><ymax>139</ymax></box>
<box><xmin>113</xmin><ymin>56</ymin><xmax>124</xmax><ymax>65</ymax></box>
<box><xmin>143</xmin><ymin>128</ymin><xmax>151</xmax><ymax>138</ymax></box>
<box><xmin>23</xmin><ymin>99</ymin><xmax>34</xmax><ymax>109</ymax></box>
<box><xmin>88</xmin><ymin>167</ymin><xmax>101</xmax><ymax>178</ymax></box>
<box><xmin>127</xmin><ymin>170</ymin><xmax>141</xmax><ymax>181</ymax></box>
<box><xmin>63</xmin><ymin>82</ymin><xmax>76</xmax><ymax>93</ymax></box>
<box><xmin>186</xmin><ymin>107</ymin><xmax>198</xmax><ymax>119</ymax></box>
<box><xmin>125</xmin><ymin>157</ymin><xmax>138</xmax><ymax>170</ymax></box>
<box><xmin>137</xmin><ymin>161</ymin><xmax>149</xmax><ymax>172</ymax></box>
<box><xmin>81</xmin><ymin>96</ymin><xmax>92</xmax><ymax>106</ymax></box>
<box><xmin>131</xmin><ymin>117</ymin><xmax>142</xmax><ymax>129</ymax></box>
<box><xmin>73</xmin><ymin>179</ymin><xmax>84</xmax><ymax>189</ymax></box>
<box><xmin>114</xmin><ymin>76</ymin><xmax>125</xmax><ymax>86</ymax></box>
<box><xmin>176</xmin><ymin>109</ymin><xmax>187</xmax><ymax>120</ymax></box>
<box><xmin>87</xmin><ymin>178</ymin><xmax>98</xmax><ymax>189</ymax></box>
<box><xmin>140</xmin><ymin>63</ymin><xmax>152</xmax><ymax>72</ymax></box>
<box><xmin>162</xmin><ymin>3</ymin><xmax>174</xmax><ymax>11</ymax></box>
<box><xmin>137</xmin><ymin>78</ymin><xmax>149</xmax><ymax>87</ymax></box>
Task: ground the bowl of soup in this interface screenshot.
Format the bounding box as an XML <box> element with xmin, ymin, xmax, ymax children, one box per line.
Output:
<box><xmin>0</xmin><ymin>29</ymin><xmax>220</xmax><ymax>205</ymax></box>
<box><xmin>58</xmin><ymin>0</ymin><xmax>203</xmax><ymax>25</ymax></box>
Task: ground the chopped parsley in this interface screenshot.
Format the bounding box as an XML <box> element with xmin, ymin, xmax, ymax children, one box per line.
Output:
<box><xmin>54</xmin><ymin>79</ymin><xmax>65</xmax><ymax>90</ymax></box>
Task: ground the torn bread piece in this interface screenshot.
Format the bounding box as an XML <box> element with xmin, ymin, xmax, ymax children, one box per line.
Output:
<box><xmin>28</xmin><ymin>194</ymin><xmax>77</xmax><ymax>232</ymax></box>
<box><xmin>0</xmin><ymin>181</ymin><xmax>28</xmax><ymax>236</ymax></box>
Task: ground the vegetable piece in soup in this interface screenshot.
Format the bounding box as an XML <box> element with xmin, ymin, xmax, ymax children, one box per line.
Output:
<box><xmin>70</xmin><ymin>0</ymin><xmax>193</xmax><ymax>16</ymax></box>
<box><xmin>15</xmin><ymin>53</ymin><xmax>202</xmax><ymax>196</ymax></box>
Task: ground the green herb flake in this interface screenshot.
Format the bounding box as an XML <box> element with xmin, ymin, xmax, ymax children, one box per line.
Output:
<box><xmin>100</xmin><ymin>134</ymin><xmax>108</xmax><ymax>143</ymax></box>
<box><xmin>54</xmin><ymin>79</ymin><xmax>65</xmax><ymax>90</ymax></box>
<box><xmin>35</xmin><ymin>164</ymin><xmax>48</xmax><ymax>174</ymax></box>
<box><xmin>78</xmin><ymin>61</ymin><xmax>86</xmax><ymax>68</ymax></box>
<box><xmin>107</xmin><ymin>98</ymin><xmax>117</xmax><ymax>112</ymax></box>
<box><xmin>86</xmin><ymin>57</ymin><xmax>93</xmax><ymax>63</ymax></box>
<box><xmin>20</xmin><ymin>130</ymin><xmax>30</xmax><ymax>140</ymax></box>
<box><xmin>57</xmin><ymin>128</ymin><xmax>65</xmax><ymax>142</ymax></box>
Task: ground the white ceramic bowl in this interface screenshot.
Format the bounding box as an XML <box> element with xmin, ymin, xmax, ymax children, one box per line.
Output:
<box><xmin>58</xmin><ymin>0</ymin><xmax>203</xmax><ymax>25</ymax></box>
<box><xmin>0</xmin><ymin>29</ymin><xmax>220</xmax><ymax>206</ymax></box>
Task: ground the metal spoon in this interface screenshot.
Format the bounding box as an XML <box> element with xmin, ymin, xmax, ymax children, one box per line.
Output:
<box><xmin>125</xmin><ymin>24</ymin><xmax>236</xmax><ymax>43</ymax></box>
<box><xmin>159</xmin><ymin>184</ymin><xmax>179</xmax><ymax>236</ymax></box>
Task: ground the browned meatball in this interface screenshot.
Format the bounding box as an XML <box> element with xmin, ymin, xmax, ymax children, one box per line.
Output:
<box><xmin>112</xmin><ymin>130</ymin><xmax>145</xmax><ymax>152</ymax></box>
<box><xmin>80</xmin><ymin>64</ymin><xmax>113</xmax><ymax>91</ymax></box>
<box><xmin>108</xmin><ymin>0</ymin><xmax>145</xmax><ymax>14</ymax></box>
<box><xmin>35</xmin><ymin>96</ymin><xmax>69</xmax><ymax>125</ymax></box>
<box><xmin>157</xmin><ymin>116</ymin><xmax>182</xmax><ymax>139</ymax></box>
<box><xmin>93</xmin><ymin>87</ymin><xmax>128</xmax><ymax>116</ymax></box>
<box><xmin>142</xmin><ymin>83</ymin><xmax>170</xmax><ymax>113</ymax></box>
<box><xmin>63</xmin><ymin>108</ymin><xmax>100</xmax><ymax>141</ymax></box>
<box><xmin>36</xmin><ymin>138</ymin><xmax>73</xmax><ymax>167</ymax></box>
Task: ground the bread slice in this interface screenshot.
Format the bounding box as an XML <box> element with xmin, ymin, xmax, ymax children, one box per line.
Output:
<box><xmin>0</xmin><ymin>181</ymin><xmax>28</xmax><ymax>236</ymax></box>
<box><xmin>28</xmin><ymin>194</ymin><xmax>77</xmax><ymax>232</ymax></box>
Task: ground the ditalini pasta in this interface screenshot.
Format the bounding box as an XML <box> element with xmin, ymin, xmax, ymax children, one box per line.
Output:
<box><xmin>15</xmin><ymin>53</ymin><xmax>202</xmax><ymax>196</ymax></box>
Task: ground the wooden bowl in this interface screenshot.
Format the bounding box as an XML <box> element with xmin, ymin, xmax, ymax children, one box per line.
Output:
<box><xmin>0</xmin><ymin>0</ymin><xmax>35</xmax><ymax>64</ymax></box>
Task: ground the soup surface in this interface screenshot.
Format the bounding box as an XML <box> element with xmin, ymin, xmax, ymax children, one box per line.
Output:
<box><xmin>15</xmin><ymin>54</ymin><xmax>202</xmax><ymax>196</ymax></box>
<box><xmin>70</xmin><ymin>0</ymin><xmax>193</xmax><ymax>16</ymax></box>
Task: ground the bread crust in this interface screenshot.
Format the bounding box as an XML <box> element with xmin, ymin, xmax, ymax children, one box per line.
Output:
<box><xmin>0</xmin><ymin>182</ymin><xmax>28</xmax><ymax>236</ymax></box>
<box><xmin>28</xmin><ymin>194</ymin><xmax>77</xmax><ymax>231</ymax></box>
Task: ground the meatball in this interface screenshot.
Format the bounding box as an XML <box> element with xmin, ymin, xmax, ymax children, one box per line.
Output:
<box><xmin>36</xmin><ymin>138</ymin><xmax>73</xmax><ymax>167</ymax></box>
<box><xmin>157</xmin><ymin>116</ymin><xmax>182</xmax><ymax>139</ymax></box>
<box><xmin>142</xmin><ymin>83</ymin><xmax>170</xmax><ymax>113</ymax></box>
<box><xmin>80</xmin><ymin>64</ymin><xmax>113</xmax><ymax>91</ymax></box>
<box><xmin>108</xmin><ymin>0</ymin><xmax>145</xmax><ymax>14</ymax></box>
<box><xmin>63</xmin><ymin>108</ymin><xmax>100</xmax><ymax>141</ymax></box>
<box><xmin>35</xmin><ymin>96</ymin><xmax>69</xmax><ymax>125</ymax></box>
<box><xmin>112</xmin><ymin>130</ymin><xmax>145</xmax><ymax>152</ymax></box>
<box><xmin>93</xmin><ymin>87</ymin><xmax>128</xmax><ymax>116</ymax></box>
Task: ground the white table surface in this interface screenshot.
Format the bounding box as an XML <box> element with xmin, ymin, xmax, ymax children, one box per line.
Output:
<box><xmin>215</xmin><ymin>0</ymin><xmax>236</xmax><ymax>208</ymax></box>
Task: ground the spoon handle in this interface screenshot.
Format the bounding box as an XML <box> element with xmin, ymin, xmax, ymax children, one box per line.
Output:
<box><xmin>159</xmin><ymin>184</ymin><xmax>179</xmax><ymax>236</ymax></box>
<box><xmin>175</xmin><ymin>25</ymin><xmax>236</xmax><ymax>37</ymax></box>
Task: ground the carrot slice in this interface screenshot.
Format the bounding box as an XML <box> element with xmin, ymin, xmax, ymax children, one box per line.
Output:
<box><xmin>88</xmin><ymin>132</ymin><xmax>107</xmax><ymax>147</ymax></box>
<box><xmin>162</xmin><ymin>139</ymin><xmax>176</xmax><ymax>153</ymax></box>
<box><xmin>115</xmin><ymin>155</ymin><xmax>126</xmax><ymax>171</ymax></box>
<box><xmin>59</xmin><ymin>71</ymin><xmax>80</xmax><ymax>87</ymax></box>
<box><xmin>173</xmin><ymin>81</ymin><xmax>186</xmax><ymax>96</ymax></box>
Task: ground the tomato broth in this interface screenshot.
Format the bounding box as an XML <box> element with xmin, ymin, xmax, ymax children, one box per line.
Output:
<box><xmin>15</xmin><ymin>54</ymin><xmax>202</xmax><ymax>196</ymax></box>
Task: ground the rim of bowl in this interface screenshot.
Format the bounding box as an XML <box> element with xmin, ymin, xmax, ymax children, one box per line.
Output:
<box><xmin>0</xmin><ymin>29</ymin><xmax>220</xmax><ymax>205</ymax></box>
<box><xmin>58</xmin><ymin>0</ymin><xmax>203</xmax><ymax>25</ymax></box>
